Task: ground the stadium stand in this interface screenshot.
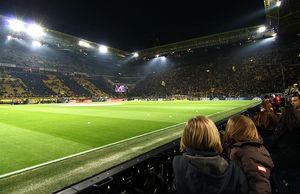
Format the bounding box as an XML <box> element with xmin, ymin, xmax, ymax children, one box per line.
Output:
<box><xmin>0</xmin><ymin>12</ymin><xmax>299</xmax><ymax>100</ymax></box>
<box><xmin>87</xmin><ymin>76</ymin><xmax>116</xmax><ymax>96</ymax></box>
<box><xmin>73</xmin><ymin>76</ymin><xmax>107</xmax><ymax>97</ymax></box>
<box><xmin>129</xmin><ymin>35</ymin><xmax>300</xmax><ymax>98</ymax></box>
<box><xmin>0</xmin><ymin>71</ymin><xmax>30</xmax><ymax>97</ymax></box>
<box><xmin>1</xmin><ymin>33</ymin><xmax>299</xmax><ymax>99</ymax></box>
<box><xmin>43</xmin><ymin>74</ymin><xmax>74</xmax><ymax>97</ymax></box>
<box><xmin>59</xmin><ymin>75</ymin><xmax>91</xmax><ymax>97</ymax></box>
<box><xmin>10</xmin><ymin>71</ymin><xmax>55</xmax><ymax>97</ymax></box>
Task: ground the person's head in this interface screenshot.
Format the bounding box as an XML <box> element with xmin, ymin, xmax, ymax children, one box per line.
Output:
<box><xmin>260</xmin><ymin>100</ymin><xmax>273</xmax><ymax>112</ymax></box>
<box><xmin>225</xmin><ymin>115</ymin><xmax>259</xmax><ymax>143</ymax></box>
<box><xmin>254</xmin><ymin>100</ymin><xmax>274</xmax><ymax>129</ymax></box>
<box><xmin>280</xmin><ymin>104</ymin><xmax>300</xmax><ymax>131</ymax></box>
<box><xmin>180</xmin><ymin>116</ymin><xmax>223</xmax><ymax>154</ymax></box>
<box><xmin>264</xmin><ymin>95</ymin><xmax>270</xmax><ymax>100</ymax></box>
<box><xmin>291</xmin><ymin>93</ymin><xmax>300</xmax><ymax>110</ymax></box>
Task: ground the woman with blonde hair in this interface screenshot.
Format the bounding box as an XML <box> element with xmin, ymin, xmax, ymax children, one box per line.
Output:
<box><xmin>173</xmin><ymin>116</ymin><xmax>248</xmax><ymax>194</ymax></box>
<box><xmin>225</xmin><ymin>115</ymin><xmax>274</xmax><ymax>194</ymax></box>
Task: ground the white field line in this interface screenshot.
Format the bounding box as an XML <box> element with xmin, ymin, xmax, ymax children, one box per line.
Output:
<box><xmin>9</xmin><ymin>134</ymin><xmax>185</xmax><ymax>194</ymax></box>
<box><xmin>60</xmin><ymin>103</ymin><xmax>123</xmax><ymax>107</ymax></box>
<box><xmin>0</xmin><ymin>103</ymin><xmax>252</xmax><ymax>179</ymax></box>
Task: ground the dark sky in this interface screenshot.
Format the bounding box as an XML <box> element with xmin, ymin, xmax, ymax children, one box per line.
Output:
<box><xmin>0</xmin><ymin>0</ymin><xmax>266</xmax><ymax>51</ymax></box>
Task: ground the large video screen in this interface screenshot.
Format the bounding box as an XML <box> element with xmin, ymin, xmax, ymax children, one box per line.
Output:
<box><xmin>115</xmin><ymin>85</ymin><xmax>126</xmax><ymax>93</ymax></box>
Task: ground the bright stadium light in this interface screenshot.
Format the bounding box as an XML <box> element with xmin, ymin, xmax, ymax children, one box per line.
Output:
<box><xmin>8</xmin><ymin>19</ymin><xmax>25</xmax><ymax>32</ymax></box>
<box><xmin>27</xmin><ymin>24</ymin><xmax>45</xmax><ymax>37</ymax></box>
<box><xmin>99</xmin><ymin>45</ymin><xmax>108</xmax><ymax>53</ymax></box>
<box><xmin>78</xmin><ymin>40</ymin><xmax>91</xmax><ymax>48</ymax></box>
<box><xmin>32</xmin><ymin>40</ymin><xmax>42</xmax><ymax>47</ymax></box>
<box><xmin>257</xmin><ymin>26</ymin><xmax>266</xmax><ymax>33</ymax></box>
<box><xmin>133</xmin><ymin>52</ymin><xmax>139</xmax><ymax>58</ymax></box>
<box><xmin>276</xmin><ymin>1</ymin><xmax>282</xmax><ymax>7</ymax></box>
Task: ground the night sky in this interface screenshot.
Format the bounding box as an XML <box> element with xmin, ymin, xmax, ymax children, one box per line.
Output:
<box><xmin>0</xmin><ymin>0</ymin><xmax>266</xmax><ymax>51</ymax></box>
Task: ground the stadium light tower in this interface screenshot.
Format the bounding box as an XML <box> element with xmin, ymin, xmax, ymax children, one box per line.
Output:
<box><xmin>133</xmin><ymin>52</ymin><xmax>139</xmax><ymax>58</ymax></box>
<box><xmin>99</xmin><ymin>45</ymin><xmax>108</xmax><ymax>54</ymax></box>
<box><xmin>78</xmin><ymin>40</ymin><xmax>91</xmax><ymax>48</ymax></box>
<box><xmin>276</xmin><ymin>1</ymin><xmax>282</xmax><ymax>7</ymax></box>
<box><xmin>8</xmin><ymin>19</ymin><xmax>25</xmax><ymax>32</ymax></box>
<box><xmin>27</xmin><ymin>24</ymin><xmax>45</xmax><ymax>37</ymax></box>
<box><xmin>32</xmin><ymin>40</ymin><xmax>42</xmax><ymax>47</ymax></box>
<box><xmin>257</xmin><ymin>26</ymin><xmax>267</xmax><ymax>33</ymax></box>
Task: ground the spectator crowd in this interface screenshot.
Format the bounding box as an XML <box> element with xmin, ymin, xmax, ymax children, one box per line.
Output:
<box><xmin>173</xmin><ymin>93</ymin><xmax>300</xmax><ymax>194</ymax></box>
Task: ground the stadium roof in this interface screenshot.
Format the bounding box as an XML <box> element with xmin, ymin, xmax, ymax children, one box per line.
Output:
<box><xmin>138</xmin><ymin>25</ymin><xmax>275</xmax><ymax>58</ymax></box>
<box><xmin>0</xmin><ymin>0</ymin><xmax>266</xmax><ymax>51</ymax></box>
<box><xmin>0</xmin><ymin>15</ymin><xmax>130</xmax><ymax>58</ymax></box>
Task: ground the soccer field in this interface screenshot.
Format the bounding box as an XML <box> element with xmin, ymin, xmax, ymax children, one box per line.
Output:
<box><xmin>0</xmin><ymin>100</ymin><xmax>257</xmax><ymax>193</ymax></box>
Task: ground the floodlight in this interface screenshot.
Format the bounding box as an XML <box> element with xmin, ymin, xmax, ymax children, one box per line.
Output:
<box><xmin>7</xmin><ymin>35</ymin><xmax>12</xmax><ymax>40</ymax></box>
<box><xmin>27</xmin><ymin>24</ymin><xmax>45</xmax><ymax>37</ymax></box>
<box><xmin>8</xmin><ymin>19</ymin><xmax>25</xmax><ymax>32</ymax></box>
<box><xmin>257</xmin><ymin>26</ymin><xmax>266</xmax><ymax>33</ymax></box>
<box><xmin>78</xmin><ymin>40</ymin><xmax>91</xmax><ymax>48</ymax></box>
<box><xmin>32</xmin><ymin>40</ymin><xmax>42</xmax><ymax>47</ymax></box>
<box><xmin>133</xmin><ymin>52</ymin><xmax>139</xmax><ymax>58</ymax></box>
<box><xmin>276</xmin><ymin>1</ymin><xmax>282</xmax><ymax>7</ymax></box>
<box><xmin>99</xmin><ymin>45</ymin><xmax>108</xmax><ymax>53</ymax></box>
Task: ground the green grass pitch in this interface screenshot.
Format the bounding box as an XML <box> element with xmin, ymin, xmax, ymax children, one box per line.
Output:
<box><xmin>0</xmin><ymin>100</ymin><xmax>257</xmax><ymax>193</ymax></box>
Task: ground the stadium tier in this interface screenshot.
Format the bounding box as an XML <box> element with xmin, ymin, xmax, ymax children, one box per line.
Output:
<box><xmin>130</xmin><ymin>37</ymin><xmax>300</xmax><ymax>98</ymax></box>
<box><xmin>0</xmin><ymin>12</ymin><xmax>300</xmax><ymax>99</ymax></box>
<box><xmin>1</xmin><ymin>28</ymin><xmax>300</xmax><ymax>99</ymax></box>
